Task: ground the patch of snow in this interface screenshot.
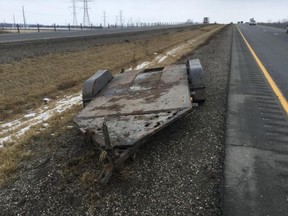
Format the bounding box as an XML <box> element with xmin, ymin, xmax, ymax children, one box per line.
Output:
<box><xmin>128</xmin><ymin>43</ymin><xmax>191</xmax><ymax>70</ymax></box>
<box><xmin>129</xmin><ymin>85</ymin><xmax>151</xmax><ymax>91</ymax></box>
<box><xmin>166</xmin><ymin>45</ymin><xmax>186</xmax><ymax>57</ymax></box>
<box><xmin>125</xmin><ymin>67</ymin><xmax>133</xmax><ymax>72</ymax></box>
<box><xmin>1</xmin><ymin>119</ymin><xmax>22</xmax><ymax>130</ymax></box>
<box><xmin>157</xmin><ymin>55</ymin><xmax>168</xmax><ymax>63</ymax></box>
<box><xmin>0</xmin><ymin>93</ymin><xmax>82</xmax><ymax>147</ymax></box>
<box><xmin>135</xmin><ymin>61</ymin><xmax>150</xmax><ymax>70</ymax></box>
<box><xmin>43</xmin><ymin>97</ymin><xmax>50</xmax><ymax>103</ymax></box>
<box><xmin>154</xmin><ymin>44</ymin><xmax>187</xmax><ymax>64</ymax></box>
<box><xmin>43</xmin><ymin>123</ymin><xmax>49</xmax><ymax>128</ymax></box>
<box><xmin>187</xmin><ymin>39</ymin><xmax>195</xmax><ymax>45</ymax></box>
<box><xmin>24</xmin><ymin>113</ymin><xmax>37</xmax><ymax>118</ymax></box>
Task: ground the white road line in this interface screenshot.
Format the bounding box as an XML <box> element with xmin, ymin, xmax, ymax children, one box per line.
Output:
<box><xmin>263</xmin><ymin>30</ymin><xmax>267</xmax><ymax>32</ymax></box>
<box><xmin>273</xmin><ymin>33</ymin><xmax>279</xmax><ymax>36</ymax></box>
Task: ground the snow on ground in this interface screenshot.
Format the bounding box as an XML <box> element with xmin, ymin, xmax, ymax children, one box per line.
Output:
<box><xmin>135</xmin><ymin>62</ymin><xmax>150</xmax><ymax>70</ymax></box>
<box><xmin>130</xmin><ymin>41</ymin><xmax>193</xmax><ymax>70</ymax></box>
<box><xmin>0</xmin><ymin>93</ymin><xmax>82</xmax><ymax>147</ymax></box>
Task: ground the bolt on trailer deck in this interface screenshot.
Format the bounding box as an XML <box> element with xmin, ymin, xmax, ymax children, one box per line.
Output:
<box><xmin>74</xmin><ymin>59</ymin><xmax>206</xmax><ymax>184</ymax></box>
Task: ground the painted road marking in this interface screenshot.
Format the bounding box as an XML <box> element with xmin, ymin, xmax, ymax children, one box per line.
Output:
<box><xmin>237</xmin><ymin>26</ymin><xmax>288</xmax><ymax>115</ymax></box>
<box><xmin>274</xmin><ymin>33</ymin><xmax>279</xmax><ymax>36</ymax></box>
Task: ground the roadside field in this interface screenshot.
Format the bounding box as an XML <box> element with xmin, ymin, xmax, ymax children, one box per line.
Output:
<box><xmin>0</xmin><ymin>25</ymin><xmax>223</xmax><ymax>122</ymax></box>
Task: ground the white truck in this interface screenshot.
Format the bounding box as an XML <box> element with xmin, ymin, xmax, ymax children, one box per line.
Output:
<box><xmin>249</xmin><ymin>18</ymin><xmax>256</xmax><ymax>26</ymax></box>
<box><xmin>203</xmin><ymin>17</ymin><xmax>209</xmax><ymax>24</ymax></box>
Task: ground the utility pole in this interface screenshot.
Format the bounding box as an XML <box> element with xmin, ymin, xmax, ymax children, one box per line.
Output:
<box><xmin>22</xmin><ymin>5</ymin><xmax>27</xmax><ymax>29</ymax></box>
<box><xmin>103</xmin><ymin>11</ymin><xmax>106</xmax><ymax>27</ymax></box>
<box><xmin>83</xmin><ymin>0</ymin><xmax>90</xmax><ymax>26</ymax></box>
<box><xmin>72</xmin><ymin>0</ymin><xmax>78</xmax><ymax>26</ymax></box>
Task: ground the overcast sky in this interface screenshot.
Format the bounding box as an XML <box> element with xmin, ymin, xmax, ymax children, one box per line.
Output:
<box><xmin>0</xmin><ymin>0</ymin><xmax>287</xmax><ymax>25</ymax></box>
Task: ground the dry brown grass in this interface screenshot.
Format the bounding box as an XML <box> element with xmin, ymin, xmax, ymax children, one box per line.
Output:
<box><xmin>0</xmin><ymin>25</ymin><xmax>223</xmax><ymax>121</ymax></box>
<box><xmin>0</xmin><ymin>146</ymin><xmax>34</xmax><ymax>186</ymax></box>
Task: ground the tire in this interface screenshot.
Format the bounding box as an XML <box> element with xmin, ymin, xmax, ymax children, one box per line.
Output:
<box><xmin>187</xmin><ymin>59</ymin><xmax>206</xmax><ymax>102</ymax></box>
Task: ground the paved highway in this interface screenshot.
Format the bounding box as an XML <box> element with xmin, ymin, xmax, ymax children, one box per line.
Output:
<box><xmin>224</xmin><ymin>25</ymin><xmax>288</xmax><ymax>215</ymax></box>
<box><xmin>0</xmin><ymin>24</ymin><xmax>197</xmax><ymax>44</ymax></box>
<box><xmin>237</xmin><ymin>24</ymin><xmax>288</xmax><ymax>100</ymax></box>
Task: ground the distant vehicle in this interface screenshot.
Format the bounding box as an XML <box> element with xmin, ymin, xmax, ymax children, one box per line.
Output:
<box><xmin>249</xmin><ymin>18</ymin><xmax>256</xmax><ymax>26</ymax></box>
<box><xmin>203</xmin><ymin>17</ymin><xmax>209</xmax><ymax>24</ymax></box>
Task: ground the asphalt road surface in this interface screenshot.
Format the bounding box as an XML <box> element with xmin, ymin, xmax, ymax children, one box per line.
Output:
<box><xmin>224</xmin><ymin>25</ymin><xmax>288</xmax><ymax>215</ymax></box>
<box><xmin>237</xmin><ymin>24</ymin><xmax>288</xmax><ymax>100</ymax></box>
<box><xmin>0</xmin><ymin>24</ymin><xmax>197</xmax><ymax>44</ymax></box>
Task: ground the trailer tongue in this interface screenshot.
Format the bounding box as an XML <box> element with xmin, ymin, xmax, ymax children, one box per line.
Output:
<box><xmin>74</xmin><ymin>59</ymin><xmax>205</xmax><ymax>184</ymax></box>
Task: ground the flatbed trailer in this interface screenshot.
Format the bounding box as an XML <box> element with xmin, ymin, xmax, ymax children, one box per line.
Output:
<box><xmin>74</xmin><ymin>59</ymin><xmax>205</xmax><ymax>184</ymax></box>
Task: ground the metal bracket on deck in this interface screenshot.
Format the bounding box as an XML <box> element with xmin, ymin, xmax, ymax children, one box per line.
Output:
<box><xmin>82</xmin><ymin>70</ymin><xmax>113</xmax><ymax>107</ymax></box>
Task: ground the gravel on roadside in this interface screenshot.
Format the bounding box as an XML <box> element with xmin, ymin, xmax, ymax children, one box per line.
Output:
<box><xmin>0</xmin><ymin>25</ymin><xmax>232</xmax><ymax>215</ymax></box>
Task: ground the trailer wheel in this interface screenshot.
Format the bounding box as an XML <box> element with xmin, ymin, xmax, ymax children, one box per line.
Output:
<box><xmin>82</xmin><ymin>70</ymin><xmax>113</xmax><ymax>107</ymax></box>
<box><xmin>187</xmin><ymin>59</ymin><xmax>206</xmax><ymax>102</ymax></box>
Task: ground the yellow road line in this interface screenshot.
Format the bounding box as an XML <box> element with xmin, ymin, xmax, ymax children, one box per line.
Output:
<box><xmin>236</xmin><ymin>26</ymin><xmax>288</xmax><ymax>114</ymax></box>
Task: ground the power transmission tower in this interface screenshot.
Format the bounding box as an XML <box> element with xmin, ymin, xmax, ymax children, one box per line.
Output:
<box><xmin>83</xmin><ymin>0</ymin><xmax>90</xmax><ymax>26</ymax></box>
<box><xmin>129</xmin><ymin>17</ymin><xmax>133</xmax><ymax>26</ymax></box>
<box><xmin>13</xmin><ymin>14</ymin><xmax>16</xmax><ymax>28</ymax></box>
<box><xmin>119</xmin><ymin>10</ymin><xmax>123</xmax><ymax>26</ymax></box>
<box><xmin>22</xmin><ymin>5</ymin><xmax>27</xmax><ymax>29</ymax></box>
<box><xmin>72</xmin><ymin>0</ymin><xmax>78</xmax><ymax>26</ymax></box>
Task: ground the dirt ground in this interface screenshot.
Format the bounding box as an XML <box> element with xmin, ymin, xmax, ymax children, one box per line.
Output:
<box><xmin>0</xmin><ymin>25</ymin><xmax>232</xmax><ymax>215</ymax></box>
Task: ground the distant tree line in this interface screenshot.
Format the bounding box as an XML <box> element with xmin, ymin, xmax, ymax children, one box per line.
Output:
<box><xmin>258</xmin><ymin>18</ymin><xmax>288</xmax><ymax>29</ymax></box>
